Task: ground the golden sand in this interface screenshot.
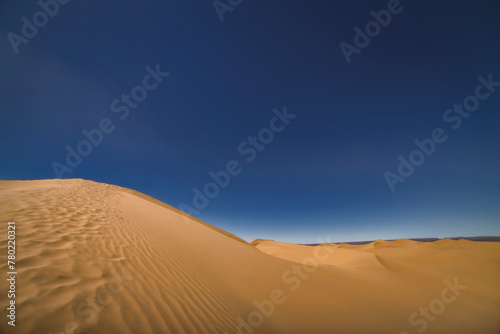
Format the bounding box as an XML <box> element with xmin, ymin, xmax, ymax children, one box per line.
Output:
<box><xmin>0</xmin><ymin>179</ymin><xmax>499</xmax><ymax>333</ymax></box>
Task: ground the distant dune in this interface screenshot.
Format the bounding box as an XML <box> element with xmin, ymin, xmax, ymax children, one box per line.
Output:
<box><xmin>1</xmin><ymin>179</ymin><xmax>500</xmax><ymax>334</ymax></box>
<box><xmin>302</xmin><ymin>236</ymin><xmax>500</xmax><ymax>246</ymax></box>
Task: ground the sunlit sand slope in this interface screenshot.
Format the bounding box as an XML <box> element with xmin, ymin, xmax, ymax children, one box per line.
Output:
<box><xmin>0</xmin><ymin>179</ymin><xmax>499</xmax><ymax>334</ymax></box>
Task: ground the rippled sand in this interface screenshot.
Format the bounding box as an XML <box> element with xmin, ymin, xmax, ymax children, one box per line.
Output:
<box><xmin>1</xmin><ymin>179</ymin><xmax>499</xmax><ymax>334</ymax></box>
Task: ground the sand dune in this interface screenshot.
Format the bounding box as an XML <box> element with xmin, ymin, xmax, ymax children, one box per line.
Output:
<box><xmin>1</xmin><ymin>179</ymin><xmax>499</xmax><ymax>334</ymax></box>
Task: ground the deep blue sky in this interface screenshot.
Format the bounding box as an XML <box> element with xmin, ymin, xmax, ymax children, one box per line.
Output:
<box><xmin>1</xmin><ymin>0</ymin><xmax>499</xmax><ymax>243</ymax></box>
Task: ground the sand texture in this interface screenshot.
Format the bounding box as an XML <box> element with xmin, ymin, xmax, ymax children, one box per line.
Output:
<box><xmin>1</xmin><ymin>179</ymin><xmax>499</xmax><ymax>334</ymax></box>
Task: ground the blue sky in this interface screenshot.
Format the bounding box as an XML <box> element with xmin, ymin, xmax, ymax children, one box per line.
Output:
<box><xmin>1</xmin><ymin>0</ymin><xmax>499</xmax><ymax>243</ymax></box>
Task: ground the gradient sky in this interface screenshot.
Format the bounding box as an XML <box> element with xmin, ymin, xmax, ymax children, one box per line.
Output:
<box><xmin>1</xmin><ymin>0</ymin><xmax>499</xmax><ymax>243</ymax></box>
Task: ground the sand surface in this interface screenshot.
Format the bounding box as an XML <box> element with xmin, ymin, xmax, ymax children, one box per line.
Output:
<box><xmin>0</xmin><ymin>179</ymin><xmax>499</xmax><ymax>334</ymax></box>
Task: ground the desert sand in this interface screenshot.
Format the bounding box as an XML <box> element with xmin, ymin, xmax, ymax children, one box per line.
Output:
<box><xmin>0</xmin><ymin>179</ymin><xmax>499</xmax><ymax>334</ymax></box>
